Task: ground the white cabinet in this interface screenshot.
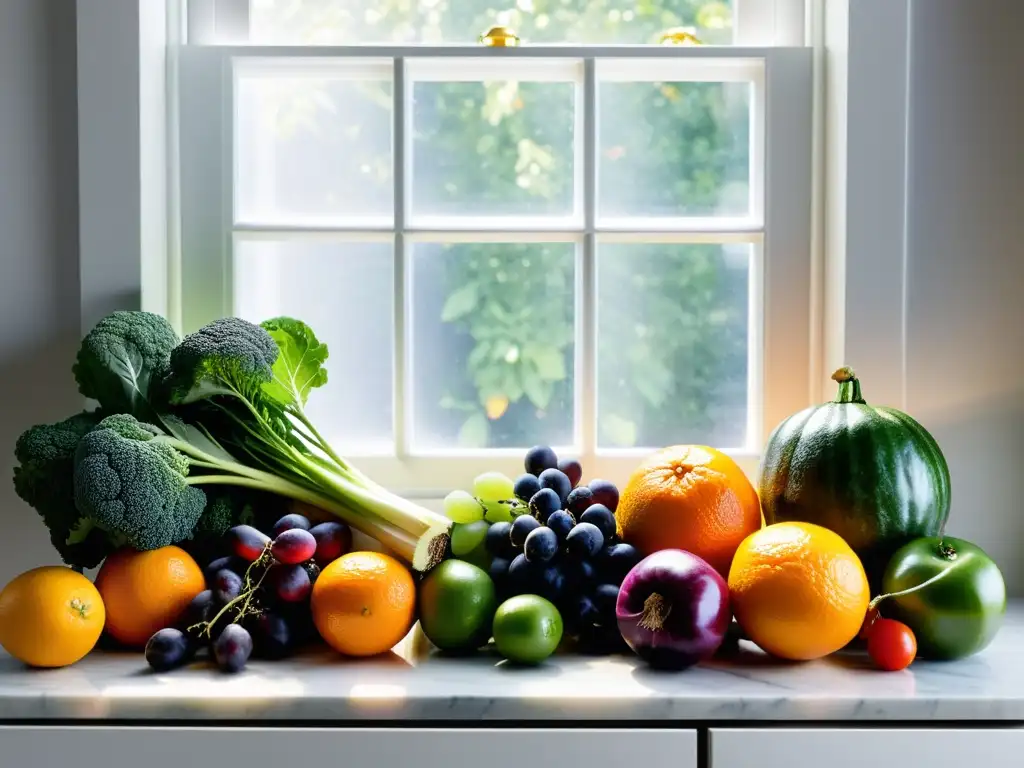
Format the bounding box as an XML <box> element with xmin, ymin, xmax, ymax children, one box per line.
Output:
<box><xmin>0</xmin><ymin>727</ymin><xmax>697</xmax><ymax>768</ymax></box>
<box><xmin>711</xmin><ymin>728</ymin><xmax>1024</xmax><ymax>768</ymax></box>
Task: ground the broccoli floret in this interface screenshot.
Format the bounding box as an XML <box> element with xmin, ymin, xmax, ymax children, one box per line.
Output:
<box><xmin>13</xmin><ymin>411</ymin><xmax>111</xmax><ymax>568</ymax></box>
<box><xmin>162</xmin><ymin>317</ymin><xmax>278</xmax><ymax>405</ymax></box>
<box><xmin>73</xmin><ymin>415</ymin><xmax>206</xmax><ymax>552</ymax></box>
<box><xmin>72</xmin><ymin>311</ymin><xmax>179</xmax><ymax>417</ymax></box>
<box><xmin>193</xmin><ymin>489</ymin><xmax>256</xmax><ymax>539</ymax></box>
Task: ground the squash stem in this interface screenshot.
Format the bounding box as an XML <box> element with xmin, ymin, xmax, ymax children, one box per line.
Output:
<box><xmin>832</xmin><ymin>366</ymin><xmax>866</xmax><ymax>404</ymax></box>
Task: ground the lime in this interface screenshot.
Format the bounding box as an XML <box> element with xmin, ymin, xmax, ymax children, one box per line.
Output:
<box><xmin>492</xmin><ymin>594</ymin><xmax>563</xmax><ymax>664</ymax></box>
<box><xmin>418</xmin><ymin>560</ymin><xmax>497</xmax><ymax>652</ymax></box>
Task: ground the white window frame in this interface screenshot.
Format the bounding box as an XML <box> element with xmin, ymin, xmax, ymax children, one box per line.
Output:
<box><xmin>82</xmin><ymin>0</ymin><xmax>924</xmax><ymax>499</ymax></box>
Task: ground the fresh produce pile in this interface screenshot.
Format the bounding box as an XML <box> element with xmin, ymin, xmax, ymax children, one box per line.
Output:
<box><xmin>146</xmin><ymin>515</ymin><xmax>350</xmax><ymax>673</ymax></box>
<box><xmin>0</xmin><ymin>311</ymin><xmax>1010</xmax><ymax>677</ymax></box>
<box><xmin>423</xmin><ymin>446</ymin><xmax>642</xmax><ymax>661</ymax></box>
<box><xmin>11</xmin><ymin>311</ymin><xmax>451</xmax><ymax>573</ymax></box>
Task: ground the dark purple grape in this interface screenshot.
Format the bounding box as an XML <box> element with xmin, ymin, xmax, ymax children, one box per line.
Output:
<box><xmin>507</xmin><ymin>553</ymin><xmax>541</xmax><ymax>593</ymax></box>
<box><xmin>513</xmin><ymin>473</ymin><xmax>542</xmax><ymax>502</ymax></box>
<box><xmin>251</xmin><ymin>613</ymin><xmax>293</xmax><ymax>659</ymax></box>
<box><xmin>566</xmin><ymin>486</ymin><xmax>596</xmax><ymax>517</ymax></box>
<box><xmin>565</xmin><ymin>594</ymin><xmax>600</xmax><ymax>635</ymax></box>
<box><xmin>558</xmin><ymin>458</ymin><xmax>583</xmax><ymax>488</ymax></box>
<box><xmin>510</xmin><ymin>514</ymin><xmax>541</xmax><ymax>549</ymax></box>
<box><xmin>597</xmin><ymin>542</ymin><xmax>642</xmax><ymax>586</ymax></box>
<box><xmin>566</xmin><ymin>557</ymin><xmax>597</xmax><ymax>588</ymax></box>
<box><xmin>213</xmin><ymin>624</ymin><xmax>253</xmax><ymax>673</ymax></box>
<box><xmin>204</xmin><ymin>555</ymin><xmax>245</xmax><ymax>586</ymax></box>
<box><xmin>566</xmin><ymin>522</ymin><xmax>604</xmax><ymax>559</ymax></box>
<box><xmin>546</xmin><ymin>510</ymin><xmax>575</xmax><ymax>542</ymax></box>
<box><xmin>488</xmin><ymin>556</ymin><xmax>512</xmax><ymax>595</ymax></box>
<box><xmin>592</xmin><ymin>583</ymin><xmax>620</xmax><ymax>622</ymax></box>
<box><xmin>178</xmin><ymin>589</ymin><xmax>214</xmax><ymax>632</ymax></box>
<box><xmin>538</xmin><ymin>468</ymin><xmax>572</xmax><ymax>505</ymax></box>
<box><xmin>271</xmin><ymin>513</ymin><xmax>311</xmax><ymax>537</ymax></box>
<box><xmin>524</xmin><ymin>445</ymin><xmax>558</xmax><ymax>476</ymax></box>
<box><xmin>145</xmin><ymin>628</ymin><xmax>193</xmax><ymax>671</ymax></box>
<box><xmin>538</xmin><ymin>563</ymin><xmax>567</xmax><ymax>602</ymax></box>
<box><xmin>580</xmin><ymin>504</ymin><xmax>616</xmax><ymax>541</ymax></box>
<box><xmin>227</xmin><ymin>525</ymin><xmax>270</xmax><ymax>562</ymax></box>
<box><xmin>271</xmin><ymin>528</ymin><xmax>317</xmax><ymax>565</ymax></box>
<box><xmin>485</xmin><ymin>521</ymin><xmax>516</xmax><ymax>558</ymax></box>
<box><xmin>271</xmin><ymin>563</ymin><xmax>312</xmax><ymax>603</ymax></box>
<box><xmin>588</xmin><ymin>479</ymin><xmax>619</xmax><ymax>513</ymax></box>
<box><xmin>524</xmin><ymin>526</ymin><xmax>558</xmax><ymax>563</ymax></box>
<box><xmin>213</xmin><ymin>569</ymin><xmax>243</xmax><ymax>605</ymax></box>
<box><xmin>309</xmin><ymin>521</ymin><xmax>351</xmax><ymax>566</ymax></box>
<box><xmin>528</xmin><ymin>488</ymin><xmax>561</xmax><ymax>523</ymax></box>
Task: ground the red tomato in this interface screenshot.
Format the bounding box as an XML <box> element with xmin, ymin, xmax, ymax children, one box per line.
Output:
<box><xmin>867</xmin><ymin>617</ymin><xmax>917</xmax><ymax>671</ymax></box>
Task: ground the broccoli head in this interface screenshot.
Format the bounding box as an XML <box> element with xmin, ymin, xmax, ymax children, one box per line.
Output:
<box><xmin>73</xmin><ymin>414</ymin><xmax>206</xmax><ymax>552</ymax></box>
<box><xmin>13</xmin><ymin>411</ymin><xmax>111</xmax><ymax>568</ymax></box>
<box><xmin>162</xmin><ymin>317</ymin><xmax>279</xmax><ymax>405</ymax></box>
<box><xmin>72</xmin><ymin>311</ymin><xmax>180</xmax><ymax>418</ymax></box>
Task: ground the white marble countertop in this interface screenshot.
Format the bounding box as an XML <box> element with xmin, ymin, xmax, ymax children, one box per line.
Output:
<box><xmin>2</xmin><ymin>603</ymin><xmax>1022</xmax><ymax>723</ymax></box>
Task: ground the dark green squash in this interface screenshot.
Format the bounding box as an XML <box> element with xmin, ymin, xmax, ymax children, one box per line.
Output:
<box><xmin>759</xmin><ymin>367</ymin><xmax>951</xmax><ymax>591</ymax></box>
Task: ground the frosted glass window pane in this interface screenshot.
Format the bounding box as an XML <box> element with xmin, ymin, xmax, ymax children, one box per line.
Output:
<box><xmin>235</xmin><ymin>74</ymin><xmax>392</xmax><ymax>223</ymax></box>
<box><xmin>598</xmin><ymin>81</ymin><xmax>751</xmax><ymax>219</ymax></box>
<box><xmin>597</xmin><ymin>242</ymin><xmax>750</xmax><ymax>449</ymax></box>
<box><xmin>410</xmin><ymin>241</ymin><xmax>575</xmax><ymax>450</ymax></box>
<box><xmin>234</xmin><ymin>239</ymin><xmax>394</xmax><ymax>453</ymax></box>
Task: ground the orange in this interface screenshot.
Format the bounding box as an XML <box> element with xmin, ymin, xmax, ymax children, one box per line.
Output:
<box><xmin>311</xmin><ymin>551</ymin><xmax>415</xmax><ymax>657</ymax></box>
<box><xmin>728</xmin><ymin>521</ymin><xmax>870</xmax><ymax>660</ymax></box>
<box><xmin>94</xmin><ymin>546</ymin><xmax>205</xmax><ymax>647</ymax></box>
<box><xmin>616</xmin><ymin>445</ymin><xmax>762</xmax><ymax>577</ymax></box>
<box><xmin>0</xmin><ymin>566</ymin><xmax>105</xmax><ymax>667</ymax></box>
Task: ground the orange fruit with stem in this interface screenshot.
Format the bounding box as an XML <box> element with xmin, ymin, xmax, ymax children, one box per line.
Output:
<box><xmin>0</xmin><ymin>566</ymin><xmax>105</xmax><ymax>667</ymax></box>
<box><xmin>94</xmin><ymin>546</ymin><xmax>205</xmax><ymax>647</ymax></box>
<box><xmin>311</xmin><ymin>551</ymin><xmax>416</xmax><ymax>657</ymax></box>
<box><xmin>615</xmin><ymin>445</ymin><xmax>762</xmax><ymax>577</ymax></box>
<box><xmin>728</xmin><ymin>521</ymin><xmax>871</xmax><ymax>660</ymax></box>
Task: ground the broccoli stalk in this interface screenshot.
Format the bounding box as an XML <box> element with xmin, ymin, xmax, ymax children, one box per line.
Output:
<box><xmin>75</xmin><ymin>413</ymin><xmax>449</xmax><ymax>570</ymax></box>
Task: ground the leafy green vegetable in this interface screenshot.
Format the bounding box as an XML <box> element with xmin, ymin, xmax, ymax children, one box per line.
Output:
<box><xmin>17</xmin><ymin>311</ymin><xmax>452</xmax><ymax>571</ymax></box>
<box><xmin>13</xmin><ymin>411</ymin><xmax>111</xmax><ymax>568</ymax></box>
<box><xmin>72</xmin><ymin>311</ymin><xmax>179</xmax><ymax>419</ymax></box>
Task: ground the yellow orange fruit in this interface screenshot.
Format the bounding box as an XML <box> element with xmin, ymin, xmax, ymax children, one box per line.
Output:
<box><xmin>616</xmin><ymin>445</ymin><xmax>762</xmax><ymax>577</ymax></box>
<box><xmin>728</xmin><ymin>521</ymin><xmax>870</xmax><ymax>660</ymax></box>
<box><xmin>94</xmin><ymin>546</ymin><xmax>205</xmax><ymax>647</ymax></box>
<box><xmin>311</xmin><ymin>551</ymin><xmax>415</xmax><ymax>657</ymax></box>
<box><xmin>0</xmin><ymin>566</ymin><xmax>105</xmax><ymax>667</ymax></box>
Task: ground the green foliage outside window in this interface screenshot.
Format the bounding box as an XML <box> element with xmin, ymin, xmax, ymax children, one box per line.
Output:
<box><xmin>252</xmin><ymin>0</ymin><xmax>751</xmax><ymax>451</ymax></box>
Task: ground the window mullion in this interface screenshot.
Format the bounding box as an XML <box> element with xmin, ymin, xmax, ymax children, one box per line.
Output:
<box><xmin>394</xmin><ymin>56</ymin><xmax>409</xmax><ymax>459</ymax></box>
<box><xmin>577</xmin><ymin>57</ymin><xmax>598</xmax><ymax>462</ymax></box>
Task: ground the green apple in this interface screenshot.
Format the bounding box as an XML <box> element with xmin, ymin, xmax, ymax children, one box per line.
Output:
<box><xmin>880</xmin><ymin>536</ymin><xmax>1005</xmax><ymax>660</ymax></box>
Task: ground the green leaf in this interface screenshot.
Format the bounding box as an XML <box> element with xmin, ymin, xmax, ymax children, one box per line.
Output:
<box><xmin>524</xmin><ymin>345</ymin><xmax>566</xmax><ymax>381</ymax></box>
<box><xmin>457</xmin><ymin>412</ymin><xmax>489</xmax><ymax>448</ymax></box>
<box><xmin>260</xmin><ymin>317</ymin><xmax>329</xmax><ymax>407</ymax></box>
<box><xmin>521</xmin><ymin>369</ymin><xmax>553</xmax><ymax>410</ymax></box>
<box><xmin>441</xmin><ymin>283</ymin><xmax>480</xmax><ymax>322</ymax></box>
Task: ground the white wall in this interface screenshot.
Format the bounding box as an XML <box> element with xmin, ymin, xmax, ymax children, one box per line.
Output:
<box><xmin>0</xmin><ymin>0</ymin><xmax>82</xmax><ymax>586</ymax></box>
<box><xmin>903</xmin><ymin>0</ymin><xmax>1024</xmax><ymax>591</ymax></box>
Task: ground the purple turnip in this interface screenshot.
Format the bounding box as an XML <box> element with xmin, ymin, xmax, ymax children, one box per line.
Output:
<box><xmin>616</xmin><ymin>549</ymin><xmax>731</xmax><ymax>670</ymax></box>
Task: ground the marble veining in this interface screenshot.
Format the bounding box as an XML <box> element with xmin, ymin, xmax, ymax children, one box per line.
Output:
<box><xmin>1</xmin><ymin>603</ymin><xmax>1022</xmax><ymax>723</ymax></box>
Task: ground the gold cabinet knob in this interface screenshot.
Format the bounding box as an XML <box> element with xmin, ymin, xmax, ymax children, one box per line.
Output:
<box><xmin>479</xmin><ymin>25</ymin><xmax>520</xmax><ymax>47</ymax></box>
<box><xmin>658</xmin><ymin>27</ymin><xmax>703</xmax><ymax>46</ymax></box>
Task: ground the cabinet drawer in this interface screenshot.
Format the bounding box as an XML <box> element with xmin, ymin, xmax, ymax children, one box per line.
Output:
<box><xmin>711</xmin><ymin>728</ymin><xmax>1024</xmax><ymax>768</ymax></box>
<box><xmin>0</xmin><ymin>726</ymin><xmax>697</xmax><ymax>768</ymax></box>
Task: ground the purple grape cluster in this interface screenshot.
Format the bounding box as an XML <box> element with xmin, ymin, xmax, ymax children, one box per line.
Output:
<box><xmin>485</xmin><ymin>446</ymin><xmax>641</xmax><ymax>652</ymax></box>
<box><xmin>144</xmin><ymin>513</ymin><xmax>351</xmax><ymax>673</ymax></box>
